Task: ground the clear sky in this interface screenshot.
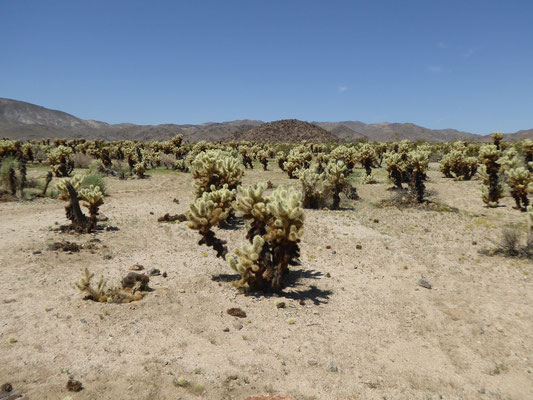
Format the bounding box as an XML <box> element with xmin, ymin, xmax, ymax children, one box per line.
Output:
<box><xmin>1</xmin><ymin>0</ymin><xmax>532</xmax><ymax>134</ymax></box>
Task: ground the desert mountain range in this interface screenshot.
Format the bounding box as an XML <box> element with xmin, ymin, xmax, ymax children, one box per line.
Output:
<box><xmin>1</xmin><ymin>98</ymin><xmax>532</xmax><ymax>143</ymax></box>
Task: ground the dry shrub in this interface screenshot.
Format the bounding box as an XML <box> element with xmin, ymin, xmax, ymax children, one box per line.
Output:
<box><xmin>160</xmin><ymin>153</ymin><xmax>176</xmax><ymax>169</ymax></box>
<box><xmin>72</xmin><ymin>153</ymin><xmax>94</xmax><ymax>169</ymax></box>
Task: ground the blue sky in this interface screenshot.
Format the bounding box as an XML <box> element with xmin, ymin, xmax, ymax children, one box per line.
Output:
<box><xmin>1</xmin><ymin>0</ymin><xmax>532</xmax><ymax>134</ymax></box>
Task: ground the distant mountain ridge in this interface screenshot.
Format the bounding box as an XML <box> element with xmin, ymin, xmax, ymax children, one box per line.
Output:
<box><xmin>1</xmin><ymin>98</ymin><xmax>531</xmax><ymax>142</ymax></box>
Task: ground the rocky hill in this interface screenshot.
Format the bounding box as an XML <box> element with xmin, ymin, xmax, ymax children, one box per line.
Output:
<box><xmin>1</xmin><ymin>98</ymin><xmax>532</xmax><ymax>142</ymax></box>
<box><xmin>228</xmin><ymin>119</ymin><xmax>338</xmax><ymax>143</ymax></box>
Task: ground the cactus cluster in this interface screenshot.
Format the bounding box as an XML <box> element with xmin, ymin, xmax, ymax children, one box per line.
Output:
<box><xmin>439</xmin><ymin>142</ymin><xmax>478</xmax><ymax>180</ymax></box>
<box><xmin>191</xmin><ymin>150</ymin><xmax>243</xmax><ymax>197</ymax></box>
<box><xmin>227</xmin><ymin>185</ymin><xmax>304</xmax><ymax>291</ymax></box>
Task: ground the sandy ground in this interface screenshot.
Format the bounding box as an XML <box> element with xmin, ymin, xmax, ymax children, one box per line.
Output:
<box><xmin>0</xmin><ymin>163</ymin><xmax>532</xmax><ymax>400</ymax></box>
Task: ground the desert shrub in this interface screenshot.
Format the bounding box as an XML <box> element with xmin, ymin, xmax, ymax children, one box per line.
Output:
<box><xmin>0</xmin><ymin>157</ymin><xmax>20</xmax><ymax>195</ymax></box>
<box><xmin>330</xmin><ymin>145</ymin><xmax>357</xmax><ymax>170</ymax></box>
<box><xmin>71</xmin><ymin>153</ymin><xmax>94</xmax><ymax>169</ymax></box>
<box><xmin>478</xmin><ymin>144</ymin><xmax>504</xmax><ymax>207</ymax></box>
<box><xmin>160</xmin><ymin>153</ymin><xmax>176</xmax><ymax>169</ymax></box>
<box><xmin>191</xmin><ymin>150</ymin><xmax>243</xmax><ymax>197</ymax></box>
<box><xmin>81</xmin><ymin>174</ymin><xmax>107</xmax><ymax>196</ymax></box>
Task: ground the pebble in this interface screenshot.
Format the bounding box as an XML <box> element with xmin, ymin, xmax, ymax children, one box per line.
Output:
<box><xmin>418</xmin><ymin>279</ymin><xmax>432</xmax><ymax>289</ymax></box>
<box><xmin>80</xmin><ymin>318</ymin><xmax>88</xmax><ymax>324</ymax></box>
<box><xmin>148</xmin><ymin>268</ymin><xmax>161</xmax><ymax>276</ymax></box>
<box><xmin>328</xmin><ymin>361</ymin><xmax>338</xmax><ymax>372</ymax></box>
<box><xmin>233</xmin><ymin>322</ymin><xmax>243</xmax><ymax>330</ymax></box>
<box><xmin>307</xmin><ymin>360</ymin><xmax>318</xmax><ymax>366</ymax></box>
<box><xmin>32</xmin><ymin>250</ymin><xmax>42</xmax><ymax>255</ymax></box>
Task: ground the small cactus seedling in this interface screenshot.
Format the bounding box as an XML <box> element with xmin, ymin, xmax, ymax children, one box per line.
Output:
<box><xmin>76</xmin><ymin>268</ymin><xmax>148</xmax><ymax>303</ymax></box>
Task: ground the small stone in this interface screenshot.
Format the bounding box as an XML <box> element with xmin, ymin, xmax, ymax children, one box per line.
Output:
<box><xmin>299</xmin><ymin>300</ymin><xmax>305</xmax><ymax>306</ymax></box>
<box><xmin>149</xmin><ymin>211</ymin><xmax>154</xmax><ymax>215</ymax></box>
<box><xmin>331</xmin><ymin>250</ymin><xmax>336</xmax><ymax>254</ymax></box>
<box><xmin>373</xmin><ymin>219</ymin><xmax>379</xmax><ymax>223</ymax></box>
<box><xmin>32</xmin><ymin>250</ymin><xmax>42</xmax><ymax>255</ymax></box>
<box><xmin>307</xmin><ymin>360</ymin><xmax>318</xmax><ymax>366</ymax></box>
<box><xmin>326</xmin><ymin>245</ymin><xmax>331</xmax><ymax>249</ymax></box>
<box><xmin>472</xmin><ymin>241</ymin><xmax>477</xmax><ymax>246</ymax></box>
<box><xmin>148</xmin><ymin>268</ymin><xmax>161</xmax><ymax>276</ymax></box>
<box><xmin>227</xmin><ymin>307</ymin><xmax>246</xmax><ymax>318</ymax></box>
<box><xmin>418</xmin><ymin>279</ymin><xmax>432</xmax><ymax>289</ymax></box>
<box><xmin>276</xmin><ymin>301</ymin><xmax>286</xmax><ymax>309</ymax></box>
<box><xmin>80</xmin><ymin>318</ymin><xmax>88</xmax><ymax>324</ymax></box>
<box><xmin>223</xmin><ymin>327</ymin><xmax>230</xmax><ymax>332</ymax></box>
<box><xmin>162</xmin><ymin>272</ymin><xmax>168</xmax><ymax>278</ymax></box>
<box><xmin>326</xmin><ymin>272</ymin><xmax>331</xmax><ymax>278</ymax></box>
<box><xmin>129</xmin><ymin>264</ymin><xmax>144</xmax><ymax>271</ymax></box>
<box><xmin>103</xmin><ymin>254</ymin><xmax>113</xmax><ymax>260</ymax></box>
<box><xmin>328</xmin><ymin>361</ymin><xmax>338</xmax><ymax>372</ymax></box>
<box><xmin>1</xmin><ymin>383</ymin><xmax>12</xmax><ymax>392</ymax></box>
<box><xmin>66</xmin><ymin>379</ymin><xmax>82</xmax><ymax>392</ymax></box>
<box><xmin>97</xmin><ymin>214</ymin><xmax>108</xmax><ymax>222</ymax></box>
<box><xmin>233</xmin><ymin>322</ymin><xmax>243</xmax><ymax>330</ymax></box>
<box><xmin>356</xmin><ymin>244</ymin><xmax>362</xmax><ymax>250</ymax></box>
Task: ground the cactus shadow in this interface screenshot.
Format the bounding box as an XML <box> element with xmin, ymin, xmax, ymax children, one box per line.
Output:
<box><xmin>219</xmin><ymin>216</ymin><xmax>245</xmax><ymax>231</ymax></box>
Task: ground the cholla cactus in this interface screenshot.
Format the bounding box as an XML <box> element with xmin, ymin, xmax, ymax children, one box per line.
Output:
<box><xmin>0</xmin><ymin>140</ymin><xmax>21</xmax><ymax>161</ymax></box>
<box><xmin>479</xmin><ymin>144</ymin><xmax>504</xmax><ymax>207</ymax></box>
<box><xmin>76</xmin><ymin>268</ymin><xmax>107</xmax><ymax>302</ymax></box>
<box><xmin>330</xmin><ymin>145</ymin><xmax>357</xmax><ymax>170</ymax></box>
<box><xmin>298</xmin><ymin>165</ymin><xmax>332</xmax><ymax>209</ymax></box>
<box><xmin>439</xmin><ymin>142</ymin><xmax>478</xmax><ymax>180</ymax></box>
<box><xmin>256</xmin><ymin>150</ymin><xmax>269</xmax><ymax>171</ymax></box>
<box><xmin>233</xmin><ymin>182</ymin><xmax>270</xmax><ymax>240</ymax></box>
<box><xmin>78</xmin><ymin>184</ymin><xmax>104</xmax><ymax>230</ymax></box>
<box><xmin>383</xmin><ymin>151</ymin><xmax>407</xmax><ymax>189</ymax></box>
<box><xmin>56</xmin><ymin>175</ymin><xmax>84</xmax><ymax>200</ymax></box>
<box><xmin>191</xmin><ymin>150</ymin><xmax>243</xmax><ymax>197</ymax></box>
<box><xmin>405</xmin><ymin>150</ymin><xmax>430</xmax><ymax>203</ymax></box>
<box><xmin>283</xmin><ymin>147</ymin><xmax>312</xmax><ymax>178</ymax></box>
<box><xmin>227</xmin><ymin>235</ymin><xmax>266</xmax><ymax>290</ymax></box>
<box><xmin>523</xmin><ymin>139</ymin><xmax>533</xmax><ymax>171</ymax></box>
<box><xmin>492</xmin><ymin>132</ymin><xmax>504</xmax><ymax>149</ymax></box>
<box><xmin>227</xmin><ymin>185</ymin><xmax>304</xmax><ymax>291</ymax></box>
<box><xmin>357</xmin><ymin>143</ymin><xmax>377</xmax><ymax>176</ymax></box>
<box><xmin>325</xmin><ymin>160</ymin><xmax>350</xmax><ymax>209</ymax></box>
<box><xmin>276</xmin><ymin>151</ymin><xmax>287</xmax><ymax>171</ymax></box>
<box><xmin>48</xmin><ymin>145</ymin><xmax>74</xmax><ymax>177</ymax></box>
<box><xmin>504</xmin><ymin>167</ymin><xmax>532</xmax><ymax>210</ymax></box>
<box><xmin>133</xmin><ymin>161</ymin><xmax>146</xmax><ymax>178</ymax></box>
<box><xmin>187</xmin><ymin>186</ymin><xmax>236</xmax><ymax>257</ymax></box>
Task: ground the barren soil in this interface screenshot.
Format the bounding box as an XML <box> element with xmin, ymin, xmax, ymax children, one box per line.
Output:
<box><xmin>1</xmin><ymin>163</ymin><xmax>532</xmax><ymax>400</ymax></box>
